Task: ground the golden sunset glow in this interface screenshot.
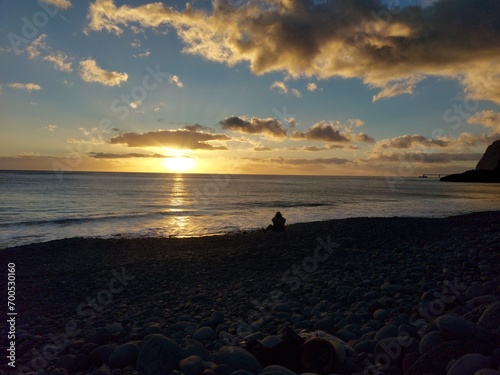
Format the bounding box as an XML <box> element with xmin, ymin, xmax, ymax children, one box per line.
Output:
<box><xmin>162</xmin><ymin>156</ymin><xmax>197</xmax><ymax>173</ymax></box>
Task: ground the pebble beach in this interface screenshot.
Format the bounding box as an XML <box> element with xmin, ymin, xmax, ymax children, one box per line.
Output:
<box><xmin>2</xmin><ymin>211</ymin><xmax>500</xmax><ymax>375</ymax></box>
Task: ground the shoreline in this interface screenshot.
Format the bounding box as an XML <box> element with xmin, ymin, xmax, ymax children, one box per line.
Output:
<box><xmin>2</xmin><ymin>211</ymin><xmax>499</xmax><ymax>374</ymax></box>
<box><xmin>2</xmin><ymin>209</ymin><xmax>499</xmax><ymax>251</ymax></box>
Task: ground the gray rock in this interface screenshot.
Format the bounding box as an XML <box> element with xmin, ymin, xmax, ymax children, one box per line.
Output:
<box><xmin>90</xmin><ymin>345</ymin><xmax>114</xmax><ymax>366</ymax></box>
<box><xmin>193</xmin><ymin>327</ymin><xmax>215</xmax><ymax>341</ymax></box>
<box><xmin>354</xmin><ymin>339</ymin><xmax>377</xmax><ymax>354</ymax></box>
<box><xmin>179</xmin><ymin>355</ymin><xmax>205</xmax><ymax>375</ymax></box>
<box><xmin>175</xmin><ymin>338</ymin><xmax>210</xmax><ymax>360</ymax></box>
<box><xmin>273</xmin><ymin>303</ymin><xmax>291</xmax><ymax>313</ymax></box>
<box><xmin>336</xmin><ymin>329</ymin><xmax>358</xmax><ymax>342</ymax></box>
<box><xmin>213</xmin><ymin>346</ymin><xmax>262</xmax><ymax>374</ymax></box>
<box><xmin>109</xmin><ymin>343</ymin><xmax>140</xmax><ymax>369</ymax></box>
<box><xmin>447</xmin><ymin>353</ymin><xmax>491</xmax><ymax>375</ymax></box>
<box><xmin>261</xmin><ymin>335</ymin><xmax>282</xmax><ymax>348</ymax></box>
<box><xmin>465</xmin><ymin>283</ymin><xmax>489</xmax><ymax>299</ymax></box>
<box><xmin>136</xmin><ymin>334</ymin><xmax>181</xmax><ymax>375</ymax></box>
<box><xmin>473</xmin><ymin>370</ymin><xmax>500</xmax><ymax>375</ymax></box>
<box><xmin>262</xmin><ymin>365</ymin><xmax>298</xmax><ymax>375</ymax></box>
<box><xmin>208</xmin><ymin>311</ymin><xmax>225</xmax><ymax>327</ymax></box>
<box><xmin>49</xmin><ymin>369</ymin><xmax>68</xmax><ymax>375</ymax></box>
<box><xmin>374</xmin><ymin>325</ymin><xmax>399</xmax><ymax>340</ymax></box>
<box><xmin>373</xmin><ymin>309</ymin><xmax>389</xmax><ymax>321</ymax></box>
<box><xmin>435</xmin><ymin>314</ymin><xmax>491</xmax><ymax>342</ymax></box>
<box><xmin>419</xmin><ymin>332</ymin><xmax>443</xmax><ymax>354</ymax></box>
<box><xmin>478</xmin><ymin>302</ymin><xmax>500</xmax><ymax>335</ymax></box>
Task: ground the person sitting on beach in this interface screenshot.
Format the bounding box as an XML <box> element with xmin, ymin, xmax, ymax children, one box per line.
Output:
<box><xmin>263</xmin><ymin>211</ymin><xmax>286</xmax><ymax>233</ymax></box>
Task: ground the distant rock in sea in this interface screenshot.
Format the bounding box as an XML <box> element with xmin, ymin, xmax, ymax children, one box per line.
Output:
<box><xmin>441</xmin><ymin>140</ymin><xmax>500</xmax><ymax>182</ymax></box>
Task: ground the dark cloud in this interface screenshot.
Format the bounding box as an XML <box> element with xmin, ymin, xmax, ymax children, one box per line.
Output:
<box><xmin>184</xmin><ymin>124</ymin><xmax>214</xmax><ymax>132</ymax></box>
<box><xmin>376</xmin><ymin>134</ymin><xmax>449</xmax><ymax>149</ymax></box>
<box><xmin>292</xmin><ymin>121</ymin><xmax>374</xmax><ymax>143</ymax></box>
<box><xmin>247</xmin><ymin>156</ymin><xmax>350</xmax><ymax>165</ymax></box>
<box><xmin>108</xmin><ymin>129</ymin><xmax>229</xmax><ymax>150</ymax></box>
<box><xmin>254</xmin><ymin>146</ymin><xmax>273</xmax><ymax>151</ymax></box>
<box><xmin>89</xmin><ymin>152</ymin><xmax>166</xmax><ymax>158</ymax></box>
<box><xmin>368</xmin><ymin>152</ymin><xmax>483</xmax><ymax>164</ymax></box>
<box><xmin>220</xmin><ymin>116</ymin><xmax>287</xmax><ymax>138</ymax></box>
<box><xmin>88</xmin><ymin>0</ymin><xmax>500</xmax><ymax>103</ymax></box>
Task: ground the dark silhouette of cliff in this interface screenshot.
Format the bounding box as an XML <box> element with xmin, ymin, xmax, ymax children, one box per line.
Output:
<box><xmin>441</xmin><ymin>140</ymin><xmax>500</xmax><ymax>182</ymax></box>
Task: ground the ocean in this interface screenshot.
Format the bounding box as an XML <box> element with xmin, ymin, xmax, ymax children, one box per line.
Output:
<box><xmin>1</xmin><ymin>171</ymin><xmax>499</xmax><ymax>249</ymax></box>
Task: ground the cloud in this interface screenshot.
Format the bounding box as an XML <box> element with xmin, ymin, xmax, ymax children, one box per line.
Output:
<box><xmin>108</xmin><ymin>129</ymin><xmax>229</xmax><ymax>150</ymax></box>
<box><xmin>291</xmin><ymin>88</ymin><xmax>301</xmax><ymax>97</ymax></box>
<box><xmin>293</xmin><ymin>120</ymin><xmax>374</xmax><ymax>144</ymax></box>
<box><xmin>26</xmin><ymin>34</ymin><xmax>73</xmax><ymax>72</ymax></box>
<box><xmin>86</xmin><ymin>0</ymin><xmax>500</xmax><ymax>104</ymax></box>
<box><xmin>129</xmin><ymin>100</ymin><xmax>142</xmax><ymax>109</ymax></box>
<box><xmin>42</xmin><ymin>124</ymin><xmax>57</xmax><ymax>132</ymax></box>
<box><xmin>184</xmin><ymin>124</ymin><xmax>213</xmax><ymax>132</ymax></box>
<box><xmin>307</xmin><ymin>82</ymin><xmax>318</xmax><ymax>91</ymax></box>
<box><xmin>220</xmin><ymin>116</ymin><xmax>288</xmax><ymax>139</ymax></box>
<box><xmin>254</xmin><ymin>146</ymin><xmax>272</xmax><ymax>151</ymax></box>
<box><xmin>79</xmin><ymin>58</ymin><xmax>128</xmax><ymax>86</ymax></box>
<box><xmin>169</xmin><ymin>75</ymin><xmax>184</xmax><ymax>88</ymax></box>
<box><xmin>367</xmin><ymin>151</ymin><xmax>483</xmax><ymax>164</ymax></box>
<box><xmin>39</xmin><ymin>0</ymin><xmax>72</xmax><ymax>9</ymax></box>
<box><xmin>374</xmin><ymin>134</ymin><xmax>449</xmax><ymax>150</ymax></box>
<box><xmin>6</xmin><ymin>83</ymin><xmax>42</xmax><ymax>92</ymax></box>
<box><xmin>372</xmin><ymin>76</ymin><xmax>423</xmax><ymax>102</ymax></box>
<box><xmin>270</xmin><ymin>81</ymin><xmax>288</xmax><ymax>94</ymax></box>
<box><xmin>467</xmin><ymin>110</ymin><xmax>500</xmax><ymax>133</ymax></box>
<box><xmin>247</xmin><ymin>156</ymin><xmax>350</xmax><ymax>166</ymax></box>
<box><xmin>89</xmin><ymin>152</ymin><xmax>165</xmax><ymax>158</ymax></box>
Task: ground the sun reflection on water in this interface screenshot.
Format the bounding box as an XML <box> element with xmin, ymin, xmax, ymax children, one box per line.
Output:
<box><xmin>166</xmin><ymin>175</ymin><xmax>191</xmax><ymax>235</ymax></box>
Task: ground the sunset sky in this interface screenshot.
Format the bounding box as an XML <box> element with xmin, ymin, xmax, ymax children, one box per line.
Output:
<box><xmin>1</xmin><ymin>0</ymin><xmax>499</xmax><ymax>176</ymax></box>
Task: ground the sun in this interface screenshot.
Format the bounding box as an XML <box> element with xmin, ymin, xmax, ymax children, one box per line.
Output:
<box><xmin>162</xmin><ymin>156</ymin><xmax>197</xmax><ymax>172</ymax></box>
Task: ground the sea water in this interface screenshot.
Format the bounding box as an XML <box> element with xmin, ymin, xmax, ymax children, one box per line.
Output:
<box><xmin>1</xmin><ymin>171</ymin><xmax>499</xmax><ymax>249</ymax></box>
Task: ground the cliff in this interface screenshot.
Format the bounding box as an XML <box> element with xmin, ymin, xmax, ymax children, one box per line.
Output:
<box><xmin>441</xmin><ymin>140</ymin><xmax>500</xmax><ymax>182</ymax></box>
<box><xmin>476</xmin><ymin>140</ymin><xmax>500</xmax><ymax>170</ymax></box>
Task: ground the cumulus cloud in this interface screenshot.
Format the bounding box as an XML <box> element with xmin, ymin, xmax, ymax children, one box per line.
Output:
<box><xmin>6</xmin><ymin>83</ymin><xmax>42</xmax><ymax>92</ymax></box>
<box><xmin>89</xmin><ymin>152</ymin><xmax>165</xmax><ymax>158</ymax></box>
<box><xmin>169</xmin><ymin>75</ymin><xmax>184</xmax><ymax>88</ymax></box>
<box><xmin>86</xmin><ymin>0</ymin><xmax>500</xmax><ymax>104</ymax></box>
<box><xmin>467</xmin><ymin>110</ymin><xmax>500</xmax><ymax>133</ymax></box>
<box><xmin>108</xmin><ymin>129</ymin><xmax>229</xmax><ymax>150</ymax></box>
<box><xmin>270</xmin><ymin>81</ymin><xmax>288</xmax><ymax>94</ymax></box>
<box><xmin>307</xmin><ymin>82</ymin><xmax>318</xmax><ymax>92</ymax></box>
<box><xmin>291</xmin><ymin>88</ymin><xmax>301</xmax><ymax>97</ymax></box>
<box><xmin>293</xmin><ymin>120</ymin><xmax>374</xmax><ymax>144</ymax></box>
<box><xmin>79</xmin><ymin>58</ymin><xmax>128</xmax><ymax>86</ymax></box>
<box><xmin>220</xmin><ymin>116</ymin><xmax>288</xmax><ymax>139</ymax></box>
<box><xmin>26</xmin><ymin>34</ymin><xmax>73</xmax><ymax>72</ymax></box>
<box><xmin>39</xmin><ymin>0</ymin><xmax>72</xmax><ymax>9</ymax></box>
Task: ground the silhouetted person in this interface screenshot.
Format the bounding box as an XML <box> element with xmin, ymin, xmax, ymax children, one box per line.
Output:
<box><xmin>263</xmin><ymin>211</ymin><xmax>286</xmax><ymax>233</ymax></box>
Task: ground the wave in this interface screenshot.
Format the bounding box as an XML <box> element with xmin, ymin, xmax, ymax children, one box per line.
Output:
<box><xmin>0</xmin><ymin>209</ymin><xmax>197</xmax><ymax>228</ymax></box>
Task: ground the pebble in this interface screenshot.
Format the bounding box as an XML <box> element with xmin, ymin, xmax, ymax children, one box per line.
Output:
<box><xmin>435</xmin><ymin>314</ymin><xmax>491</xmax><ymax>342</ymax></box>
<box><xmin>447</xmin><ymin>353</ymin><xmax>491</xmax><ymax>375</ymax></box>
<box><xmin>193</xmin><ymin>327</ymin><xmax>215</xmax><ymax>341</ymax></box>
<box><xmin>213</xmin><ymin>346</ymin><xmax>262</xmax><ymax>374</ymax></box>
<box><xmin>136</xmin><ymin>334</ymin><xmax>181</xmax><ymax>375</ymax></box>
<box><xmin>109</xmin><ymin>343</ymin><xmax>140</xmax><ymax>369</ymax></box>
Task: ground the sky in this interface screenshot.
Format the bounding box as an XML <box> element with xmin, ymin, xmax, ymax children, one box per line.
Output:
<box><xmin>1</xmin><ymin>0</ymin><xmax>499</xmax><ymax>176</ymax></box>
